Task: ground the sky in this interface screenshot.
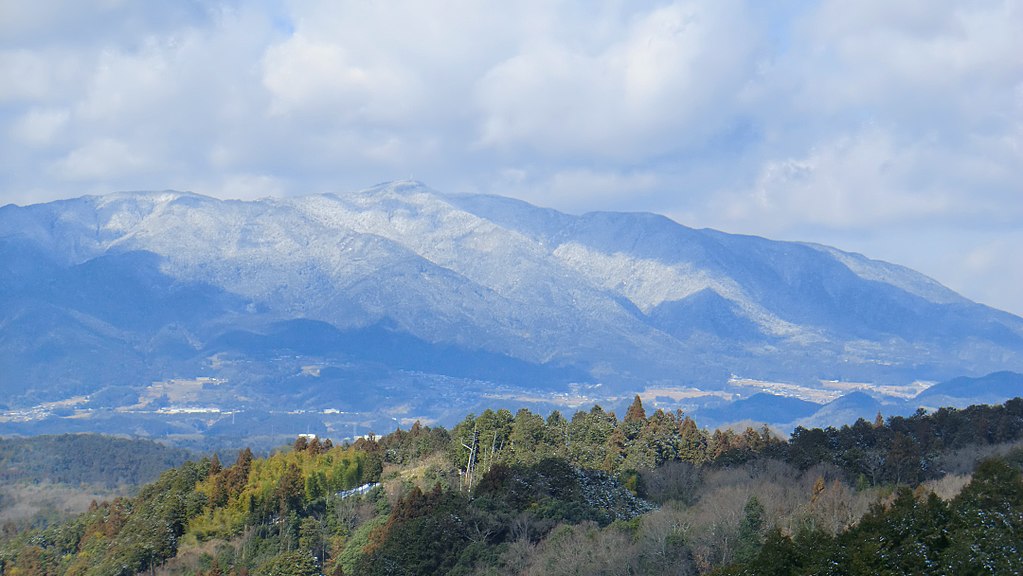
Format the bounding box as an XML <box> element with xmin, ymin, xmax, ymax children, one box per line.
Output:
<box><xmin>1</xmin><ymin>0</ymin><xmax>1021</xmax><ymax>316</ymax></box>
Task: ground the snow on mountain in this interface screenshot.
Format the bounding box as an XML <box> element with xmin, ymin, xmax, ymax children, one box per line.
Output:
<box><xmin>2</xmin><ymin>180</ymin><xmax>1023</xmax><ymax>424</ymax></box>
<box><xmin>804</xmin><ymin>243</ymin><xmax>967</xmax><ymax>306</ymax></box>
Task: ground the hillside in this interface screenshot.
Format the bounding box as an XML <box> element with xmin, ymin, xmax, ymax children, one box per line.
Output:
<box><xmin>0</xmin><ymin>435</ymin><xmax>193</xmax><ymax>531</ymax></box>
<box><xmin>1</xmin><ymin>397</ymin><xmax>1021</xmax><ymax>575</ymax></box>
<box><xmin>2</xmin><ymin>182</ymin><xmax>1022</xmax><ymax>442</ymax></box>
<box><xmin>0</xmin><ymin>434</ymin><xmax>193</xmax><ymax>488</ymax></box>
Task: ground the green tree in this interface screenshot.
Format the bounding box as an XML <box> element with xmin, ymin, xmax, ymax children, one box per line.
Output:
<box><xmin>255</xmin><ymin>549</ymin><xmax>320</xmax><ymax>576</ymax></box>
<box><xmin>734</xmin><ymin>495</ymin><xmax>766</xmax><ymax>563</ymax></box>
<box><xmin>678</xmin><ymin>415</ymin><xmax>708</xmax><ymax>464</ymax></box>
<box><xmin>942</xmin><ymin>458</ymin><xmax>1023</xmax><ymax>574</ymax></box>
<box><xmin>509</xmin><ymin>409</ymin><xmax>546</xmax><ymax>464</ymax></box>
<box><xmin>568</xmin><ymin>405</ymin><xmax>617</xmax><ymax>470</ymax></box>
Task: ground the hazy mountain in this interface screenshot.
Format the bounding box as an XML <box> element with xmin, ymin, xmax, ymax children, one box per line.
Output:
<box><xmin>703</xmin><ymin>371</ymin><xmax>1023</xmax><ymax>433</ymax></box>
<box><xmin>2</xmin><ymin>181</ymin><xmax>1022</xmax><ymax>439</ymax></box>
<box><xmin>691</xmin><ymin>393</ymin><xmax>822</xmax><ymax>430</ymax></box>
<box><xmin>915</xmin><ymin>371</ymin><xmax>1023</xmax><ymax>410</ymax></box>
<box><xmin>792</xmin><ymin>391</ymin><xmax>885</xmax><ymax>430</ymax></box>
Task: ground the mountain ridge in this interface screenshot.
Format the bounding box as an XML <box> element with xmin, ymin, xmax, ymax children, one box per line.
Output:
<box><xmin>2</xmin><ymin>181</ymin><xmax>1022</xmax><ymax>438</ymax></box>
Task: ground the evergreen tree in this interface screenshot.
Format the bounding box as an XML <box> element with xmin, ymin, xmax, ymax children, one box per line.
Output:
<box><xmin>625</xmin><ymin>395</ymin><xmax>647</xmax><ymax>424</ymax></box>
<box><xmin>942</xmin><ymin>458</ymin><xmax>1023</xmax><ymax>574</ymax></box>
<box><xmin>735</xmin><ymin>495</ymin><xmax>766</xmax><ymax>563</ymax></box>
<box><xmin>255</xmin><ymin>549</ymin><xmax>319</xmax><ymax>576</ymax></box>
<box><xmin>510</xmin><ymin>409</ymin><xmax>546</xmax><ymax>464</ymax></box>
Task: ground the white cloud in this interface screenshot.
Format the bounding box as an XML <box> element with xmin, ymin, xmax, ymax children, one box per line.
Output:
<box><xmin>0</xmin><ymin>0</ymin><xmax>212</xmax><ymax>48</ymax></box>
<box><xmin>261</xmin><ymin>33</ymin><xmax>413</xmax><ymax>122</ymax></box>
<box><xmin>474</xmin><ymin>0</ymin><xmax>760</xmax><ymax>160</ymax></box>
<box><xmin>714</xmin><ymin>126</ymin><xmax>1021</xmax><ymax>231</ymax></box>
<box><xmin>0</xmin><ymin>0</ymin><xmax>1021</xmax><ymax>314</ymax></box>
<box><xmin>217</xmin><ymin>173</ymin><xmax>287</xmax><ymax>200</ymax></box>
<box><xmin>957</xmin><ymin>234</ymin><xmax>1023</xmax><ymax>316</ymax></box>
<box><xmin>9</xmin><ymin>106</ymin><xmax>68</xmax><ymax>145</ymax></box>
<box><xmin>494</xmin><ymin>167</ymin><xmax>663</xmax><ymax>212</ymax></box>
<box><xmin>54</xmin><ymin>137</ymin><xmax>158</xmax><ymax>181</ymax></box>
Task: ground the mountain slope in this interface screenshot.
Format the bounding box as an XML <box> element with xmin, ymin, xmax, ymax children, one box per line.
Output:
<box><xmin>2</xmin><ymin>181</ymin><xmax>1022</xmax><ymax>437</ymax></box>
<box><xmin>915</xmin><ymin>371</ymin><xmax>1023</xmax><ymax>409</ymax></box>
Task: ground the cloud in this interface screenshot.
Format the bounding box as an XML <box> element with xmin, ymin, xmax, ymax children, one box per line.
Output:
<box><xmin>714</xmin><ymin>125</ymin><xmax>1022</xmax><ymax>233</ymax></box>
<box><xmin>54</xmin><ymin>137</ymin><xmax>159</xmax><ymax>181</ymax></box>
<box><xmin>494</xmin><ymin>167</ymin><xmax>663</xmax><ymax>212</ymax></box>
<box><xmin>9</xmin><ymin>106</ymin><xmax>68</xmax><ymax>146</ymax></box>
<box><xmin>474</xmin><ymin>0</ymin><xmax>760</xmax><ymax>161</ymax></box>
<box><xmin>0</xmin><ymin>0</ymin><xmax>1020</xmax><ymax>315</ymax></box>
<box><xmin>0</xmin><ymin>0</ymin><xmax>213</xmax><ymax>48</ymax></box>
<box><xmin>262</xmin><ymin>33</ymin><xmax>412</xmax><ymax>123</ymax></box>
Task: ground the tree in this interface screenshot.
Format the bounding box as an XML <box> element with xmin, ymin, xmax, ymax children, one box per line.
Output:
<box><xmin>274</xmin><ymin>463</ymin><xmax>305</xmax><ymax>517</ymax></box>
<box><xmin>942</xmin><ymin>458</ymin><xmax>1023</xmax><ymax>573</ymax></box>
<box><xmin>885</xmin><ymin>432</ymin><xmax>922</xmax><ymax>485</ymax></box>
<box><xmin>299</xmin><ymin>516</ymin><xmax>328</xmax><ymax>564</ymax></box>
<box><xmin>678</xmin><ymin>415</ymin><xmax>708</xmax><ymax>464</ymax></box>
<box><xmin>568</xmin><ymin>405</ymin><xmax>616</xmax><ymax>470</ymax></box>
<box><xmin>255</xmin><ymin>550</ymin><xmax>319</xmax><ymax>576</ymax></box>
<box><xmin>510</xmin><ymin>409</ymin><xmax>546</xmax><ymax>464</ymax></box>
<box><xmin>209</xmin><ymin>454</ymin><xmax>223</xmax><ymax>476</ymax></box>
<box><xmin>625</xmin><ymin>395</ymin><xmax>647</xmax><ymax>424</ymax></box>
<box><xmin>644</xmin><ymin>409</ymin><xmax>682</xmax><ymax>465</ymax></box>
<box><xmin>544</xmin><ymin>410</ymin><xmax>570</xmax><ymax>457</ymax></box>
<box><xmin>734</xmin><ymin>495</ymin><xmax>765</xmax><ymax>563</ymax></box>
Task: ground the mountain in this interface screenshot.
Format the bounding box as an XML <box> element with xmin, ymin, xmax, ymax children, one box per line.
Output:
<box><xmin>691</xmin><ymin>393</ymin><xmax>822</xmax><ymax>430</ymax></box>
<box><xmin>2</xmin><ymin>181</ymin><xmax>1022</xmax><ymax>441</ymax></box>
<box><xmin>793</xmin><ymin>391</ymin><xmax>885</xmax><ymax>430</ymax></box>
<box><xmin>915</xmin><ymin>371</ymin><xmax>1023</xmax><ymax>410</ymax></box>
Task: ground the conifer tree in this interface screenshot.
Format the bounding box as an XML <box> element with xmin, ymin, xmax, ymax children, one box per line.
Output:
<box><xmin>735</xmin><ymin>495</ymin><xmax>766</xmax><ymax>563</ymax></box>
<box><xmin>625</xmin><ymin>395</ymin><xmax>647</xmax><ymax>424</ymax></box>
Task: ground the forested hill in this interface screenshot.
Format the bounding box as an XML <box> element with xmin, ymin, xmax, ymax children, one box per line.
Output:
<box><xmin>1</xmin><ymin>398</ymin><xmax>1022</xmax><ymax>575</ymax></box>
<box><xmin>0</xmin><ymin>435</ymin><xmax>193</xmax><ymax>488</ymax></box>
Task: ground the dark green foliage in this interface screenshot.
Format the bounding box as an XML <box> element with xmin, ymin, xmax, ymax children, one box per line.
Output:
<box><xmin>378</xmin><ymin>420</ymin><xmax>449</xmax><ymax>465</ymax></box>
<box><xmin>477</xmin><ymin>458</ymin><xmax>653</xmax><ymax>527</ymax></box>
<box><xmin>837</xmin><ymin>489</ymin><xmax>950</xmax><ymax>574</ymax></box>
<box><xmin>719</xmin><ymin>457</ymin><xmax>1023</xmax><ymax>575</ymax></box>
<box><xmin>785</xmin><ymin>399</ymin><xmax>1023</xmax><ymax>485</ymax></box>
<box><xmin>354</xmin><ymin>485</ymin><xmax>474</xmax><ymax>576</ymax></box>
<box><xmin>254</xmin><ymin>549</ymin><xmax>320</xmax><ymax>576</ymax></box>
<box><xmin>3</xmin><ymin>398</ymin><xmax>1023</xmax><ymax>576</ymax></box>
<box><xmin>734</xmin><ymin>495</ymin><xmax>765</xmax><ymax>563</ymax></box>
<box><xmin>0</xmin><ymin>434</ymin><xmax>192</xmax><ymax>488</ymax></box>
<box><xmin>942</xmin><ymin>458</ymin><xmax>1023</xmax><ymax>574</ymax></box>
<box><xmin>35</xmin><ymin>459</ymin><xmax>212</xmax><ymax>576</ymax></box>
<box><xmin>714</xmin><ymin>529</ymin><xmax>802</xmax><ymax>576</ymax></box>
<box><xmin>567</xmin><ymin>405</ymin><xmax>617</xmax><ymax>469</ymax></box>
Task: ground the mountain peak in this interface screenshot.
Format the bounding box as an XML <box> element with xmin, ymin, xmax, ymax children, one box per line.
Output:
<box><xmin>1</xmin><ymin>185</ymin><xmax>1022</xmax><ymax>434</ymax></box>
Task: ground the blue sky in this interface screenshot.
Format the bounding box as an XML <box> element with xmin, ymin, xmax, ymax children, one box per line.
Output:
<box><xmin>1</xmin><ymin>0</ymin><xmax>1021</xmax><ymax>315</ymax></box>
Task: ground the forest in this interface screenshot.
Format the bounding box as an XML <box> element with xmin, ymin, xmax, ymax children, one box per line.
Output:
<box><xmin>0</xmin><ymin>435</ymin><xmax>193</xmax><ymax>489</ymax></box>
<box><xmin>0</xmin><ymin>397</ymin><xmax>1021</xmax><ymax>575</ymax></box>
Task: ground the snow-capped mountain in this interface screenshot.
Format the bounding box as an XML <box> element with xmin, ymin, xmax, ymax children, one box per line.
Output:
<box><xmin>2</xmin><ymin>181</ymin><xmax>1022</xmax><ymax>438</ymax></box>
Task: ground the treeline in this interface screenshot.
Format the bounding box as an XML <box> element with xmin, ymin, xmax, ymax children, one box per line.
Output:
<box><xmin>0</xmin><ymin>398</ymin><xmax>1021</xmax><ymax>575</ymax></box>
<box><xmin>786</xmin><ymin>399</ymin><xmax>1023</xmax><ymax>485</ymax></box>
<box><xmin>394</xmin><ymin>396</ymin><xmax>1023</xmax><ymax>490</ymax></box>
<box><xmin>715</xmin><ymin>456</ymin><xmax>1023</xmax><ymax>575</ymax></box>
<box><xmin>0</xmin><ymin>438</ymin><xmax>381</xmax><ymax>575</ymax></box>
<box><xmin>0</xmin><ymin>434</ymin><xmax>193</xmax><ymax>488</ymax></box>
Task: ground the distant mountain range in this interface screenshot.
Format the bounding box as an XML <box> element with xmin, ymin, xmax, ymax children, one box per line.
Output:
<box><xmin>2</xmin><ymin>181</ymin><xmax>1022</xmax><ymax>443</ymax></box>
